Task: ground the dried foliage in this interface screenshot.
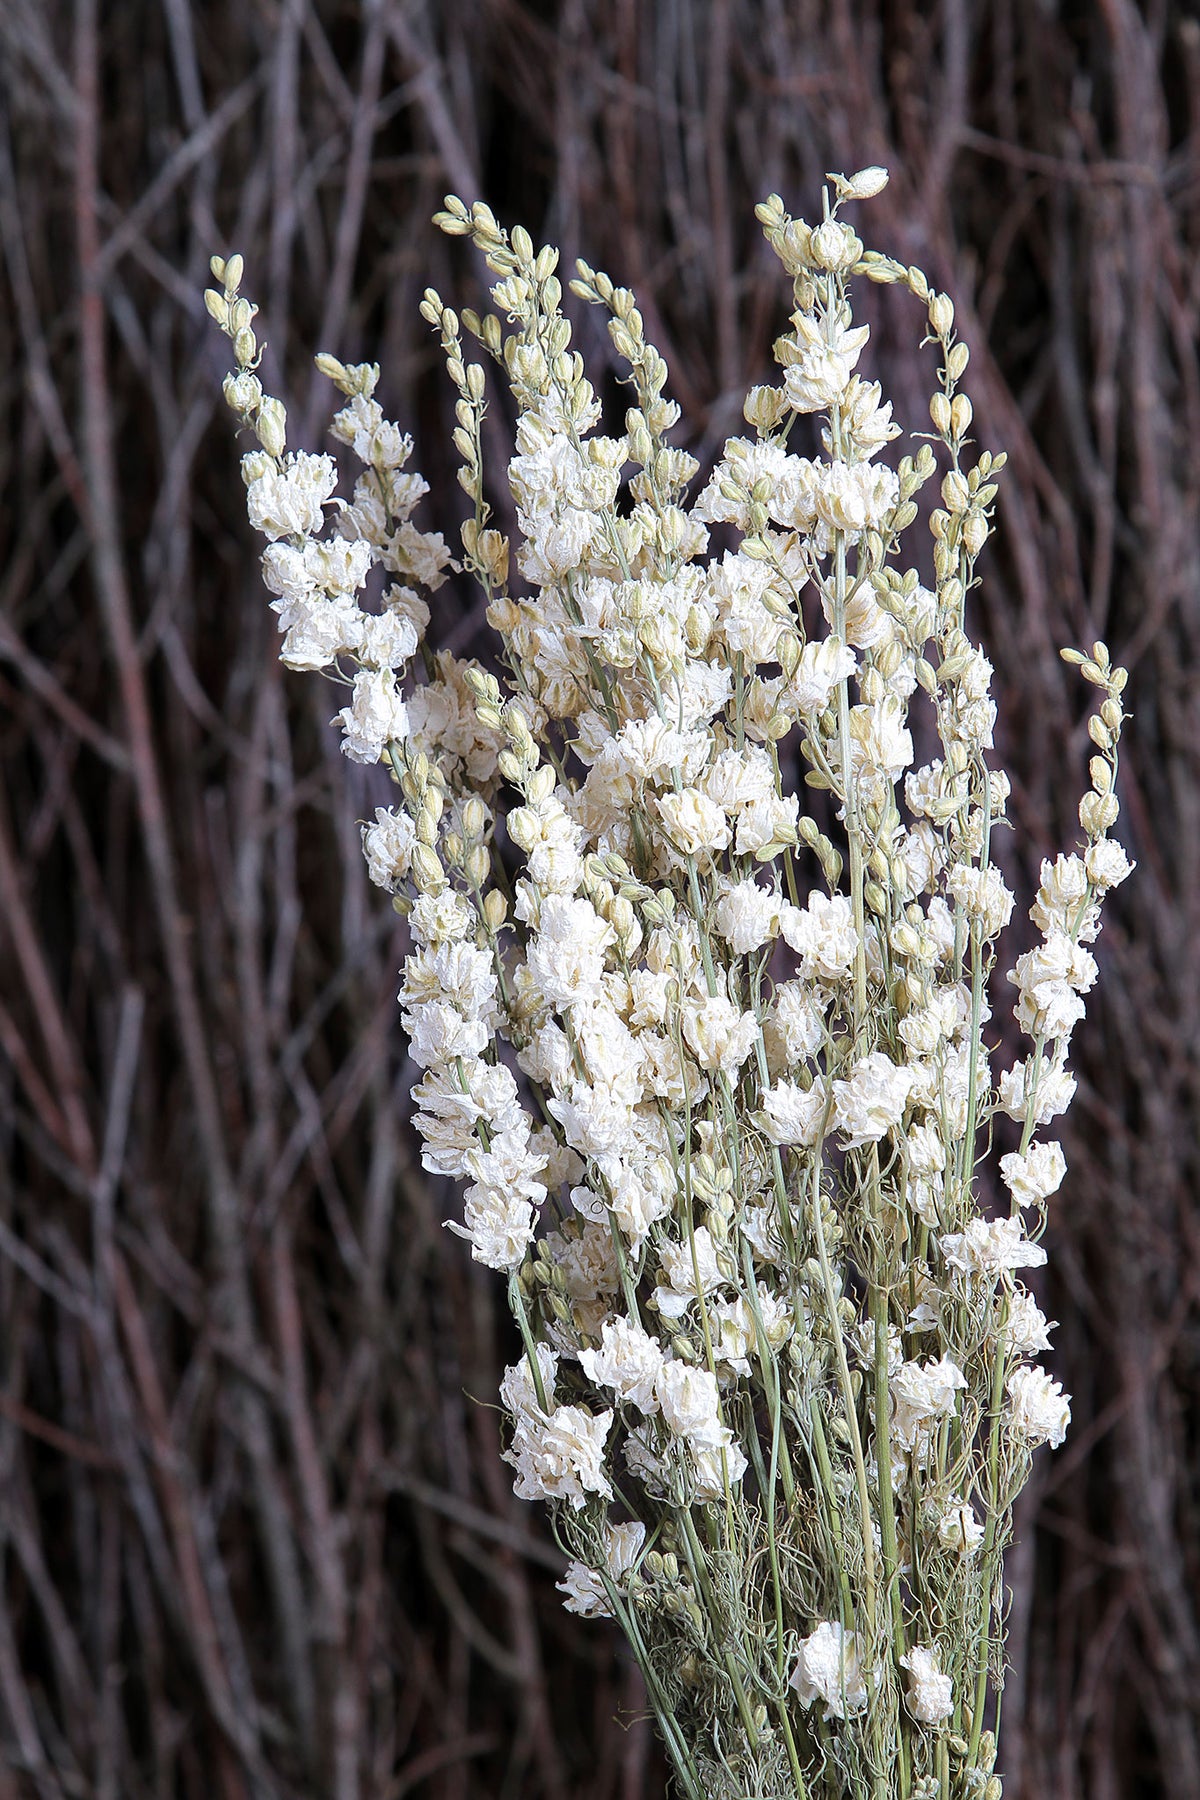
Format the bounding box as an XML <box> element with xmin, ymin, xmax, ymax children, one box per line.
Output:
<box><xmin>0</xmin><ymin>4</ymin><xmax>1196</xmax><ymax>1799</ymax></box>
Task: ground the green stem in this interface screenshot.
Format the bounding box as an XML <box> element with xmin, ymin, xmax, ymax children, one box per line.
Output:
<box><xmin>677</xmin><ymin>1506</ymin><xmax>761</xmax><ymax>1750</ymax></box>
<box><xmin>809</xmin><ymin>1158</ymin><xmax>877</xmax><ymax>1628</ymax></box>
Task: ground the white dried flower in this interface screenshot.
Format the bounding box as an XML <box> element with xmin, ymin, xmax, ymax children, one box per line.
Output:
<box><xmin>334</xmin><ymin>668</ymin><xmax>409</xmax><ymax>763</ymax></box>
<box><xmin>781</xmin><ymin>891</ymin><xmax>858</xmax><ymax>982</ymax></box>
<box><xmin>362</xmin><ymin>806</ymin><xmax>416</xmax><ymax>891</ymax></box>
<box><xmin>899</xmin><ymin>1646</ymin><xmax>954</xmax><ymax>1724</ymax></box>
<box><xmin>245</xmin><ymin>450</ymin><xmax>337</xmax><ymax>539</ymax></box>
<box><xmin>790</xmin><ymin>638</ymin><xmax>857</xmax><ymax>713</ymax></box>
<box><xmin>504</xmin><ymin>1400</ymin><xmax>615</xmax><ymax>1507</ymax></box>
<box><xmin>655</xmin><ymin>1362</ymin><xmax>731</xmax><ymax>1453</ymax></box>
<box><xmin>761</xmin><ymin>1078</ymin><xmax>827</xmax><ymax>1147</ymax></box>
<box><xmin>557</xmin><ymin>1520</ymin><xmax>646</xmax><ymax>1618</ymax></box>
<box><xmin>656</xmin><ymin>787</ymin><xmax>731</xmax><ymax>858</ymax></box>
<box><xmin>714</xmin><ymin>879</ymin><xmax>783</xmax><ymax>955</ymax></box>
<box><xmin>940</xmin><ymin>1215</ymin><xmax>1047</xmax><ymax>1279</ymax></box>
<box><xmin>891</xmin><ymin>1356</ymin><xmax>967</xmax><ymax>1453</ymax></box>
<box><xmin>1006</xmin><ymin>1365</ymin><xmax>1071</xmax><ymax>1448</ymax></box>
<box><xmin>1000</xmin><ymin>1140</ymin><xmax>1067</xmax><ymax>1208</ymax></box>
<box><xmin>1004</xmin><ymin>1287</ymin><xmax>1055</xmax><ymax>1356</ymax></box>
<box><xmin>833</xmin><ymin>1051</ymin><xmax>914</xmax><ymax>1149</ymax></box>
<box><xmin>998</xmin><ymin>1053</ymin><xmax>1077</xmax><ymax>1126</ymax></box>
<box><xmin>1085</xmin><ymin>839</ymin><xmax>1134</xmax><ymax>890</ymax></box>
<box><xmin>280</xmin><ymin>598</ymin><xmax>362</xmax><ymax>672</ymax></box>
<box><xmin>937</xmin><ymin>1496</ymin><xmax>986</xmax><ymax>1555</ymax></box>
<box><xmin>813</xmin><ymin>460</ymin><xmax>899</xmax><ymax>536</ymax></box>
<box><xmin>1031</xmin><ymin>852</ymin><xmax>1100</xmax><ymax>942</ymax></box>
<box><xmin>654</xmin><ymin>1226</ymin><xmax>725</xmax><ymax>1320</ymax></box>
<box><xmin>790</xmin><ymin>1621</ymin><xmax>872</xmax><ymax>1720</ymax></box>
<box><xmin>947</xmin><ymin>863</ymin><xmax>1015</xmax><ymax>939</ymax></box>
<box><xmin>579</xmin><ymin>1318</ymin><xmax>665</xmax><ymax>1413</ymax></box>
<box><xmin>526</xmin><ymin>895</ymin><xmax>614</xmax><ymax>1010</ymax></box>
<box><xmin>681</xmin><ymin>994</ymin><xmax>759</xmax><ymax>1076</ymax></box>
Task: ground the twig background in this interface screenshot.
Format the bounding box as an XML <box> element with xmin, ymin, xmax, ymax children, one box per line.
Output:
<box><xmin>0</xmin><ymin>3</ymin><xmax>1196</xmax><ymax>1797</ymax></box>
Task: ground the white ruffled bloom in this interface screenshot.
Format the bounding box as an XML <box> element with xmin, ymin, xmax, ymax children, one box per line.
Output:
<box><xmin>1031</xmin><ymin>852</ymin><xmax>1101</xmax><ymax>942</ymax></box>
<box><xmin>356</xmin><ymin>609</ymin><xmax>419</xmax><ymax>670</ymax></box>
<box><xmin>790</xmin><ymin>638</ymin><xmax>856</xmax><ymax>714</ymax></box>
<box><xmin>307</xmin><ymin>536</ymin><xmax>375</xmax><ymax>595</ymax></box>
<box><xmin>790</xmin><ymin>1621</ymin><xmax>872</xmax><ymax>1720</ymax></box>
<box><xmin>1085</xmin><ymin>838</ymin><xmax>1134</xmax><ymax>890</ymax></box>
<box><xmin>656</xmin><ymin>787</ymin><xmax>731</xmax><ymax>857</ymax></box>
<box><xmin>655</xmin><ymin>1362</ymin><xmax>731</xmax><ymax>1453</ymax></box>
<box><xmin>456</xmin><ymin>1186</ymin><xmax>537</xmax><ymax>1271</ymax></box>
<box><xmin>280</xmin><ymin>597</ymin><xmax>362</xmax><ymax>671</ymax></box>
<box><xmin>812</xmin><ymin>460</ymin><xmax>899</xmax><ymax>536</ymax></box>
<box><xmin>762</xmin><ymin>1078</ymin><xmax>827</xmax><ymax>1147</ymax></box>
<box><xmin>998</xmin><ymin>1054</ymin><xmax>1077</xmax><ymax>1126</ymax></box>
<box><xmin>714</xmin><ymin>880</ymin><xmax>783</xmax><ymax>955</ymax></box>
<box><xmin>690</xmin><ymin>1439</ymin><xmax>748</xmax><ymax>1498</ymax></box>
<box><xmin>780</xmin><ymin>890</ymin><xmax>858</xmax><ymax>982</ymax></box>
<box><xmin>653</xmin><ymin>1226</ymin><xmax>725</xmax><ymax>1320</ymax></box>
<box><xmin>245</xmin><ymin>450</ymin><xmax>337</xmax><ymax>539</ymax></box>
<box><xmin>767</xmin><ymin>982</ymin><xmax>825</xmax><ymax>1064</ymax></box>
<box><xmin>451</xmin><ymin>1126</ymin><xmax>546</xmax><ymax>1272</ymax></box>
<box><xmin>899</xmin><ymin>1646</ymin><xmax>954</xmax><ymax>1724</ymax></box>
<box><xmin>557</xmin><ymin>1520</ymin><xmax>646</xmax><ymax>1618</ymax></box>
<box><xmin>937</xmin><ymin>1496</ymin><xmax>986</xmax><ymax>1555</ymax></box>
<box><xmin>848</xmin><ymin>692</ymin><xmax>913</xmax><ymax>792</ymax></box>
<box><xmin>833</xmin><ymin>1052</ymin><xmax>914</xmax><ymax>1148</ymax></box>
<box><xmin>334</xmin><ymin>668</ymin><xmax>409</xmax><ymax>763</ymax></box>
<box><xmin>940</xmin><ymin>1215</ymin><xmax>1047</xmax><ymax>1279</ymax></box>
<box><xmin>1006</xmin><ymin>1365</ymin><xmax>1071</xmax><ymax>1448</ymax></box>
<box><xmin>362</xmin><ymin>806</ymin><xmax>416</xmax><ymax>891</ymax></box>
<box><xmin>501</xmin><ymin>1348</ymin><xmax>615</xmax><ymax>1509</ymax></box>
<box><xmin>891</xmin><ymin>1356</ymin><xmax>967</xmax><ymax>1453</ymax></box>
<box><xmin>1000</xmin><ymin>1140</ymin><xmax>1067</xmax><ymax>1208</ymax></box>
<box><xmin>682</xmin><ymin>994</ymin><xmax>759</xmax><ymax>1076</ymax></box>
<box><xmin>410</xmin><ymin>888</ymin><xmax>474</xmax><ymax>946</ymax></box>
<box><xmin>948</xmin><ymin>863</ymin><xmax>1015</xmax><ymax>940</ymax></box>
<box><xmin>1005</xmin><ymin>1287</ymin><xmax>1055</xmax><ymax>1356</ymax></box>
<box><xmin>1011</xmin><ymin>930</ymin><xmax>1097</xmax><ymax>1040</ymax></box>
<box><xmin>579</xmin><ymin>1318</ymin><xmax>665</xmax><ymax>1413</ymax></box>
<box><xmin>526</xmin><ymin>895</ymin><xmax>614</xmax><ymax>1009</ymax></box>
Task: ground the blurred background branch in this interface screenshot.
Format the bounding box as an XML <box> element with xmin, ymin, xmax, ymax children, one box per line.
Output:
<box><xmin>0</xmin><ymin>2</ymin><xmax>1196</xmax><ymax>1796</ymax></box>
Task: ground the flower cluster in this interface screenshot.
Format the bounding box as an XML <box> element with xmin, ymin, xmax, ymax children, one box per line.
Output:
<box><xmin>211</xmin><ymin>166</ymin><xmax>1130</xmax><ymax>1800</ymax></box>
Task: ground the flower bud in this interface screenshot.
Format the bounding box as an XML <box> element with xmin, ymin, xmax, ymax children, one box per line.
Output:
<box><xmin>410</xmin><ymin>843</ymin><xmax>445</xmax><ymax>894</ymax></box>
<box><xmin>941</xmin><ymin>471</ymin><xmax>970</xmax><ymax>514</ymax></box>
<box><xmin>928</xmin><ymin>292</ymin><xmax>955</xmax><ymax>337</ymax></box>
<box><xmin>744</xmin><ymin>384</ymin><xmax>785</xmax><ymax>430</ymax></box>
<box><xmin>223</xmin><ymin>370</ymin><xmax>262</xmax><ymax>414</ymax></box>
<box><xmin>946</xmin><ymin>341</ymin><xmax>971</xmax><ymax>382</ymax></box>
<box><xmin>839</xmin><ymin>165</ymin><xmax>889</xmax><ymax>199</ymax></box>
<box><xmin>1089</xmin><ymin>755</ymin><xmax>1112</xmax><ymax>794</ymax></box>
<box><xmin>810</xmin><ymin>218</ymin><xmax>861</xmax><ymax>271</ymax></box>
<box><xmin>255</xmin><ymin>397</ymin><xmax>287</xmax><ymax>458</ymax></box>
<box><xmin>465</xmin><ymin>846</ymin><xmax>490</xmax><ymax>887</ymax></box>
<box><xmin>1080</xmin><ymin>790</ymin><xmax>1119</xmax><ymax>835</ymax></box>
<box><xmin>962</xmin><ymin>511</ymin><xmax>989</xmax><ymax>558</ymax></box>
<box><xmin>482</xmin><ymin>889</ymin><xmax>507</xmax><ymax>932</ymax></box>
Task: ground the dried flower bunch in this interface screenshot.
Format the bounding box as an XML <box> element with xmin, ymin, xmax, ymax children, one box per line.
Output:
<box><xmin>209</xmin><ymin>167</ymin><xmax>1131</xmax><ymax>1800</ymax></box>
